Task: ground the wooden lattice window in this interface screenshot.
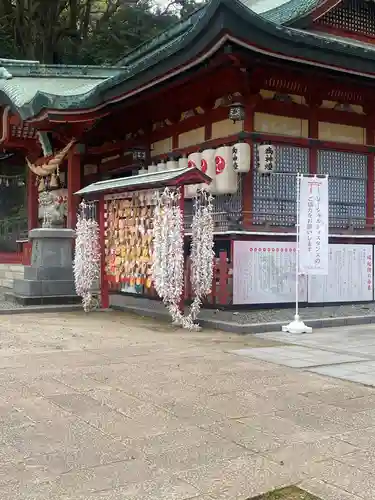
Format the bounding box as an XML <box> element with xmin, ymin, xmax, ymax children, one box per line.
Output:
<box><xmin>252</xmin><ymin>145</ymin><xmax>309</xmax><ymax>226</ymax></box>
<box><xmin>316</xmin><ymin>0</ymin><xmax>375</xmax><ymax>38</ymax></box>
<box><xmin>317</xmin><ymin>150</ymin><xmax>367</xmax><ymax>229</ymax></box>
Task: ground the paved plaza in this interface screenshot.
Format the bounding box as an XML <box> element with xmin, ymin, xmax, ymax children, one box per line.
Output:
<box><xmin>254</xmin><ymin>325</ymin><xmax>375</xmax><ymax>386</ymax></box>
<box><xmin>0</xmin><ymin>312</ymin><xmax>375</xmax><ymax>499</ymax></box>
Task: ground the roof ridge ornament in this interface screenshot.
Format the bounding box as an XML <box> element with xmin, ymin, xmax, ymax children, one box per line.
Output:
<box><xmin>0</xmin><ymin>67</ymin><xmax>12</xmax><ymax>79</ymax></box>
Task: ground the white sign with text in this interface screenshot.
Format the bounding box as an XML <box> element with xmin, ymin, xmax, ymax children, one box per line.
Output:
<box><xmin>233</xmin><ymin>241</ymin><xmax>308</xmax><ymax>305</ymax></box>
<box><xmin>308</xmin><ymin>244</ymin><xmax>373</xmax><ymax>303</ymax></box>
<box><xmin>299</xmin><ymin>175</ymin><xmax>329</xmax><ymax>275</ymax></box>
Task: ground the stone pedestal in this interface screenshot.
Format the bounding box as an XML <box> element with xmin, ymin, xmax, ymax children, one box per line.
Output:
<box><xmin>11</xmin><ymin>228</ymin><xmax>80</xmax><ymax>306</ymax></box>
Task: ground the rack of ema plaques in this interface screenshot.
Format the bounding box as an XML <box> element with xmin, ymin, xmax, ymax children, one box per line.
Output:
<box><xmin>146</xmin><ymin>142</ymin><xmax>251</xmax><ymax>199</ymax></box>
<box><xmin>104</xmin><ymin>190</ymin><xmax>155</xmax><ymax>294</ymax></box>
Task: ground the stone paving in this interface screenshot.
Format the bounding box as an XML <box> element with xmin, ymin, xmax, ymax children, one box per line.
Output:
<box><xmin>0</xmin><ymin>312</ymin><xmax>375</xmax><ymax>499</ymax></box>
<box><xmin>255</xmin><ymin>324</ymin><xmax>375</xmax><ymax>387</ymax></box>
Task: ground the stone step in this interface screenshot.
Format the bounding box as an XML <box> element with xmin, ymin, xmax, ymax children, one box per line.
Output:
<box><xmin>13</xmin><ymin>279</ymin><xmax>76</xmax><ymax>297</ymax></box>
<box><xmin>0</xmin><ymin>279</ymin><xmax>13</xmax><ymax>288</ymax></box>
<box><xmin>5</xmin><ymin>292</ymin><xmax>81</xmax><ymax>307</ymax></box>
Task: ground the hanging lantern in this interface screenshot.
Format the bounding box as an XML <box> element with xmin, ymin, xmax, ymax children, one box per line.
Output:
<box><xmin>188</xmin><ymin>152</ymin><xmax>201</xmax><ymax>169</ymax></box>
<box><xmin>187</xmin><ymin>150</ymin><xmax>208</xmax><ymax>198</ymax></box>
<box><xmin>228</xmin><ymin>102</ymin><xmax>245</xmax><ymax>123</ymax></box>
<box><xmin>214</xmin><ymin>146</ymin><xmax>238</xmax><ymax>195</ymax></box>
<box><xmin>200</xmin><ymin>149</ymin><xmax>216</xmax><ymax>193</ymax></box>
<box><xmin>166</xmin><ymin>158</ymin><xmax>178</xmax><ymax>171</ymax></box>
<box><xmin>186</xmin><ymin>152</ymin><xmax>202</xmax><ymax>198</ymax></box>
<box><xmin>257</xmin><ymin>143</ymin><xmax>276</xmax><ymax>174</ymax></box>
<box><xmin>232</xmin><ymin>142</ymin><xmax>251</xmax><ymax>173</ymax></box>
<box><xmin>178</xmin><ymin>155</ymin><xmax>188</xmax><ymax>169</ymax></box>
<box><xmin>148</xmin><ymin>162</ymin><xmax>157</xmax><ymax>174</ymax></box>
<box><xmin>156</xmin><ymin>160</ymin><xmax>165</xmax><ymax>172</ymax></box>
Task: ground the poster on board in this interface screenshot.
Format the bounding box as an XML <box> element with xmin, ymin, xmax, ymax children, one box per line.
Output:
<box><xmin>308</xmin><ymin>244</ymin><xmax>373</xmax><ymax>303</ymax></box>
<box><xmin>233</xmin><ymin>241</ymin><xmax>308</xmax><ymax>305</ymax></box>
<box><xmin>299</xmin><ymin>175</ymin><xmax>329</xmax><ymax>275</ymax></box>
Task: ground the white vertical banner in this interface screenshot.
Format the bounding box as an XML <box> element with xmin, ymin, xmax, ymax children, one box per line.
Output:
<box><xmin>299</xmin><ymin>175</ymin><xmax>329</xmax><ymax>275</ymax></box>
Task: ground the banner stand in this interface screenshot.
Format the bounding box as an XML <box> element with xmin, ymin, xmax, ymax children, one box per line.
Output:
<box><xmin>282</xmin><ymin>173</ymin><xmax>312</xmax><ymax>334</ymax></box>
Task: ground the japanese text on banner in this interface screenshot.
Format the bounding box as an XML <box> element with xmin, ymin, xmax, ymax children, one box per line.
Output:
<box><xmin>299</xmin><ymin>175</ymin><xmax>329</xmax><ymax>275</ymax></box>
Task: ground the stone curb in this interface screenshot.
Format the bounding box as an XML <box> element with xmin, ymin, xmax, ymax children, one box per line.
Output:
<box><xmin>110</xmin><ymin>304</ymin><xmax>375</xmax><ymax>333</ymax></box>
<box><xmin>0</xmin><ymin>304</ymin><xmax>83</xmax><ymax>315</ymax></box>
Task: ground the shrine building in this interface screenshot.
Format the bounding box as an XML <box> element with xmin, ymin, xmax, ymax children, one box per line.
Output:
<box><xmin>0</xmin><ymin>0</ymin><xmax>374</xmax><ymax>307</ymax></box>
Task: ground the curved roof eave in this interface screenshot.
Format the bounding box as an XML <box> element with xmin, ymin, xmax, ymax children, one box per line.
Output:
<box><xmin>24</xmin><ymin>0</ymin><xmax>375</xmax><ymax>123</ymax></box>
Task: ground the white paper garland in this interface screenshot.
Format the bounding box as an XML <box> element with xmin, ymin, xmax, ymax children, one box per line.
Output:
<box><xmin>74</xmin><ymin>201</ymin><xmax>101</xmax><ymax>312</ymax></box>
<box><xmin>183</xmin><ymin>190</ymin><xmax>214</xmax><ymax>330</ymax></box>
<box><xmin>152</xmin><ymin>188</ymin><xmax>184</xmax><ymax>324</ymax></box>
<box><xmin>151</xmin><ymin>187</ymin><xmax>214</xmax><ymax>330</ymax></box>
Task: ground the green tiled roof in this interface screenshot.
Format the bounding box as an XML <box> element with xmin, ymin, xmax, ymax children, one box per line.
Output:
<box><xmin>75</xmin><ymin>167</ymin><xmax>211</xmax><ymax>197</ymax></box>
<box><xmin>253</xmin><ymin>0</ymin><xmax>321</xmax><ymax>25</ymax></box>
<box><xmin>3</xmin><ymin>77</ymin><xmax>104</xmax><ymax>108</ymax></box>
<box><xmin>0</xmin><ymin>58</ymin><xmax>122</xmax><ymax>119</ymax></box>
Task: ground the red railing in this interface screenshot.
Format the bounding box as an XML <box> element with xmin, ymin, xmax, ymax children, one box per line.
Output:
<box><xmin>0</xmin><ymin>252</ymin><xmax>23</xmax><ymax>264</ymax></box>
<box><xmin>0</xmin><ymin>240</ymin><xmax>32</xmax><ymax>266</ymax></box>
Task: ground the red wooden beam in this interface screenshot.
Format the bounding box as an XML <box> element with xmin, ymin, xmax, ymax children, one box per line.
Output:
<box><xmin>89</xmin><ymin>95</ymin><xmax>370</xmax><ymax>161</ymax></box>
<box><xmin>254</xmin><ymin>64</ymin><xmax>372</xmax><ymax>106</ymax></box>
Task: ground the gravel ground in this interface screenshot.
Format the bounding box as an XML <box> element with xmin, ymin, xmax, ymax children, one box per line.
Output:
<box><xmin>2</xmin><ymin>284</ymin><xmax>375</xmax><ymax>323</ymax></box>
<box><xmin>201</xmin><ymin>303</ymin><xmax>375</xmax><ymax>324</ymax></box>
<box><xmin>113</xmin><ymin>294</ymin><xmax>375</xmax><ymax>325</ymax></box>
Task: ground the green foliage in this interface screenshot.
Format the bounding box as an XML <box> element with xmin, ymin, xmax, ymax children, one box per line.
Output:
<box><xmin>0</xmin><ymin>0</ymin><xmax>207</xmax><ymax>65</ymax></box>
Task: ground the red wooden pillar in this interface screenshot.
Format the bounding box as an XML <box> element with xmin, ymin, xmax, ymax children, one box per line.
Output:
<box><xmin>27</xmin><ymin>168</ymin><xmax>38</xmax><ymax>231</ymax></box>
<box><xmin>99</xmin><ymin>195</ymin><xmax>109</xmax><ymax>309</ymax></box>
<box><xmin>366</xmin><ymin>124</ymin><xmax>374</xmax><ymax>228</ymax></box>
<box><xmin>67</xmin><ymin>147</ymin><xmax>81</xmax><ymax>229</ymax></box>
